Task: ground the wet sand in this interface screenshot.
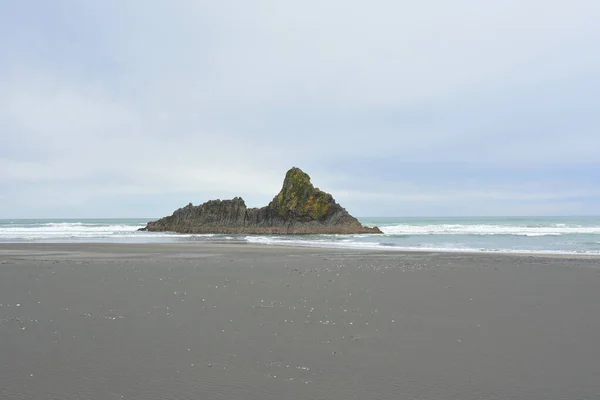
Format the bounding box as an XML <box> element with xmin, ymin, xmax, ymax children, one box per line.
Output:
<box><xmin>1</xmin><ymin>243</ymin><xmax>599</xmax><ymax>399</ymax></box>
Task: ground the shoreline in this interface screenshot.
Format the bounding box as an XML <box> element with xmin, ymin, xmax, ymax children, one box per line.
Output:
<box><xmin>3</xmin><ymin>216</ymin><xmax>600</xmax><ymax>256</ymax></box>
<box><xmin>1</xmin><ymin>241</ymin><xmax>600</xmax><ymax>261</ymax></box>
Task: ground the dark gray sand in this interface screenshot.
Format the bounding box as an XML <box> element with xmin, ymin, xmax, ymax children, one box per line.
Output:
<box><xmin>1</xmin><ymin>243</ymin><xmax>599</xmax><ymax>400</ymax></box>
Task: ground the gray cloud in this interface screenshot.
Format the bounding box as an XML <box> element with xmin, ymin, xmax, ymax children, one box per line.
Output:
<box><xmin>1</xmin><ymin>1</ymin><xmax>599</xmax><ymax>217</ymax></box>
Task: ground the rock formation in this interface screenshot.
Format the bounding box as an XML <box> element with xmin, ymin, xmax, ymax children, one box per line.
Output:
<box><xmin>140</xmin><ymin>167</ymin><xmax>382</xmax><ymax>234</ymax></box>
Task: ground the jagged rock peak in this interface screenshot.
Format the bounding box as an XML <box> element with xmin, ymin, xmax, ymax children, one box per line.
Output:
<box><xmin>269</xmin><ymin>167</ymin><xmax>335</xmax><ymax>221</ymax></box>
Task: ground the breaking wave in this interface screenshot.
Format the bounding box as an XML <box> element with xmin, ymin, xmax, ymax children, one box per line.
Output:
<box><xmin>378</xmin><ymin>224</ymin><xmax>600</xmax><ymax>237</ymax></box>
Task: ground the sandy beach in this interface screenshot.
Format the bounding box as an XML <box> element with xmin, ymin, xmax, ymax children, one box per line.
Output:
<box><xmin>1</xmin><ymin>243</ymin><xmax>599</xmax><ymax>399</ymax></box>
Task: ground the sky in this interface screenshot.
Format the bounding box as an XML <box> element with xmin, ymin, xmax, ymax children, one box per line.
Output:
<box><xmin>1</xmin><ymin>1</ymin><xmax>599</xmax><ymax>218</ymax></box>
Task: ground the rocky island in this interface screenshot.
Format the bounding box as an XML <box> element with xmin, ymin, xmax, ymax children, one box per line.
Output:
<box><xmin>141</xmin><ymin>167</ymin><xmax>382</xmax><ymax>234</ymax></box>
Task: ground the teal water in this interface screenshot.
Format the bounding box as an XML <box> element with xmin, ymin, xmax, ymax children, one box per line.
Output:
<box><xmin>1</xmin><ymin>217</ymin><xmax>600</xmax><ymax>254</ymax></box>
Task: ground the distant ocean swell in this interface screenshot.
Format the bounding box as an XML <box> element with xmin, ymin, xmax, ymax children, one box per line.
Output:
<box><xmin>1</xmin><ymin>218</ymin><xmax>600</xmax><ymax>255</ymax></box>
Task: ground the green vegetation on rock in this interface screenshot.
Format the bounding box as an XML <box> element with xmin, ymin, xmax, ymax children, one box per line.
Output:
<box><xmin>272</xmin><ymin>167</ymin><xmax>333</xmax><ymax>220</ymax></box>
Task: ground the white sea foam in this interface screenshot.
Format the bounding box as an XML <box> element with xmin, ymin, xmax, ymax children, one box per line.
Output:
<box><xmin>0</xmin><ymin>221</ymin><xmax>227</xmax><ymax>241</ymax></box>
<box><xmin>242</xmin><ymin>235</ymin><xmax>600</xmax><ymax>255</ymax></box>
<box><xmin>379</xmin><ymin>224</ymin><xmax>600</xmax><ymax>236</ymax></box>
<box><xmin>0</xmin><ymin>223</ymin><xmax>141</xmax><ymax>238</ymax></box>
<box><xmin>244</xmin><ymin>235</ymin><xmax>386</xmax><ymax>249</ymax></box>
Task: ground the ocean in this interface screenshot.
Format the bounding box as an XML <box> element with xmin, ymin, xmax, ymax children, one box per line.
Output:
<box><xmin>1</xmin><ymin>216</ymin><xmax>600</xmax><ymax>255</ymax></box>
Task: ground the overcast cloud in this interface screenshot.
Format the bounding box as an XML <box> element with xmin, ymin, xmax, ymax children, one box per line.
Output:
<box><xmin>1</xmin><ymin>1</ymin><xmax>599</xmax><ymax>218</ymax></box>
